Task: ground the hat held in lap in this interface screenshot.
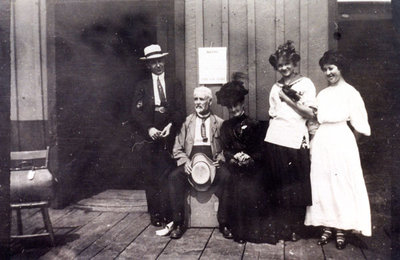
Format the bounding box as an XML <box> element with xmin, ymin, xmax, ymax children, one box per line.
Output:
<box><xmin>188</xmin><ymin>153</ymin><xmax>216</xmax><ymax>191</ymax></box>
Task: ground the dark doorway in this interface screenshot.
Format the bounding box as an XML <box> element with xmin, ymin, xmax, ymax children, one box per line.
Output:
<box><xmin>336</xmin><ymin>2</ymin><xmax>400</xmax><ymax>258</ymax></box>
<box><xmin>49</xmin><ymin>0</ymin><xmax>178</xmax><ymax>204</ymax></box>
<box><xmin>337</xmin><ymin>2</ymin><xmax>400</xmax><ymax>169</ymax></box>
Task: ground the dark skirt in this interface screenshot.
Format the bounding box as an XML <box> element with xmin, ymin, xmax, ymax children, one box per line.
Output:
<box><xmin>228</xmin><ymin>164</ymin><xmax>277</xmax><ymax>244</ymax></box>
<box><xmin>266</xmin><ymin>142</ymin><xmax>312</xmax><ymax>207</ymax></box>
<box><xmin>265</xmin><ymin>142</ymin><xmax>312</xmax><ymax>238</ymax></box>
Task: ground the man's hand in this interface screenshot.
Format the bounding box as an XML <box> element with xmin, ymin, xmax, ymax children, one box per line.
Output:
<box><xmin>212</xmin><ymin>160</ymin><xmax>221</xmax><ymax>168</ymax></box>
<box><xmin>233</xmin><ymin>152</ymin><xmax>253</xmax><ymax>167</ymax></box>
<box><xmin>184</xmin><ymin>161</ymin><xmax>192</xmax><ymax>175</ymax></box>
<box><xmin>160</xmin><ymin>123</ymin><xmax>172</xmax><ymax>138</ymax></box>
<box><xmin>148</xmin><ymin>127</ymin><xmax>162</xmax><ymax>140</ymax></box>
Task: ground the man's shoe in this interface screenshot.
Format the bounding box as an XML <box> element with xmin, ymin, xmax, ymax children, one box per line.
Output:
<box><xmin>150</xmin><ymin>215</ymin><xmax>162</xmax><ymax>227</ymax></box>
<box><xmin>219</xmin><ymin>226</ymin><xmax>233</xmax><ymax>239</ymax></box>
<box><xmin>170</xmin><ymin>225</ymin><xmax>186</xmax><ymax>239</ymax></box>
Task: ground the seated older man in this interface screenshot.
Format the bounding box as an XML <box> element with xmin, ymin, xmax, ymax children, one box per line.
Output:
<box><xmin>168</xmin><ymin>86</ymin><xmax>232</xmax><ymax>239</ymax></box>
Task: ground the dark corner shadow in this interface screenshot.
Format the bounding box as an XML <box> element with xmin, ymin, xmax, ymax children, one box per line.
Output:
<box><xmin>347</xmin><ymin>234</ymin><xmax>369</xmax><ymax>249</ymax></box>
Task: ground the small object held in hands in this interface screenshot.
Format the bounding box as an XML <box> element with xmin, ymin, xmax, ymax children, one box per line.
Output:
<box><xmin>282</xmin><ymin>85</ymin><xmax>300</xmax><ymax>102</ymax></box>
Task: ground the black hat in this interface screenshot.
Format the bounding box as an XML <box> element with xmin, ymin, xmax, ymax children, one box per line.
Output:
<box><xmin>216</xmin><ymin>80</ymin><xmax>249</xmax><ymax>107</ymax></box>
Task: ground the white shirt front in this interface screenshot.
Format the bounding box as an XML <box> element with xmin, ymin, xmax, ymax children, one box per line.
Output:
<box><xmin>194</xmin><ymin>116</ymin><xmax>211</xmax><ymax>146</ymax></box>
<box><xmin>152</xmin><ymin>73</ymin><xmax>166</xmax><ymax>106</ymax></box>
<box><xmin>264</xmin><ymin>77</ymin><xmax>316</xmax><ymax>149</ymax></box>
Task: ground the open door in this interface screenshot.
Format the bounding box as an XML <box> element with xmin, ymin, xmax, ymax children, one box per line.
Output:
<box><xmin>46</xmin><ymin>0</ymin><xmax>181</xmax><ymax>205</ymax></box>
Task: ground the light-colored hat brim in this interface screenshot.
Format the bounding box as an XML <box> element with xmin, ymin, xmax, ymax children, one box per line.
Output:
<box><xmin>139</xmin><ymin>52</ymin><xmax>169</xmax><ymax>60</ymax></box>
<box><xmin>189</xmin><ymin>153</ymin><xmax>216</xmax><ymax>192</ymax></box>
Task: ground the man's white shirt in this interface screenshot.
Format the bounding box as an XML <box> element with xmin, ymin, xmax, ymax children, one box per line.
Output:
<box><xmin>194</xmin><ymin>116</ymin><xmax>211</xmax><ymax>146</ymax></box>
<box><xmin>152</xmin><ymin>73</ymin><xmax>166</xmax><ymax>106</ymax></box>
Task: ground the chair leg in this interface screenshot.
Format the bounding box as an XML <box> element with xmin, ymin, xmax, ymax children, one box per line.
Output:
<box><xmin>41</xmin><ymin>206</ymin><xmax>55</xmax><ymax>246</ymax></box>
<box><xmin>16</xmin><ymin>208</ymin><xmax>23</xmax><ymax>235</ymax></box>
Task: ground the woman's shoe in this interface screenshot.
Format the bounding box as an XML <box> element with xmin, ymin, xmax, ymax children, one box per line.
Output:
<box><xmin>234</xmin><ymin>238</ymin><xmax>246</xmax><ymax>244</ymax></box>
<box><xmin>291</xmin><ymin>232</ymin><xmax>300</xmax><ymax>242</ymax></box>
<box><xmin>335</xmin><ymin>230</ymin><xmax>346</xmax><ymax>250</ymax></box>
<box><xmin>317</xmin><ymin>228</ymin><xmax>332</xmax><ymax>245</ymax></box>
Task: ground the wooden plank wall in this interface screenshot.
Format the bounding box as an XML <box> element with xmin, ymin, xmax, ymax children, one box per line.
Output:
<box><xmin>185</xmin><ymin>0</ymin><xmax>335</xmax><ymax>120</ymax></box>
<box><xmin>10</xmin><ymin>0</ymin><xmax>336</xmax><ymax>147</ymax></box>
<box><xmin>10</xmin><ymin>0</ymin><xmax>48</xmax><ymax>150</ymax></box>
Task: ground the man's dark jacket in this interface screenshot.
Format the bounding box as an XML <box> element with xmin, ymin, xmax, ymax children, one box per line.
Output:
<box><xmin>131</xmin><ymin>75</ymin><xmax>185</xmax><ymax>147</ymax></box>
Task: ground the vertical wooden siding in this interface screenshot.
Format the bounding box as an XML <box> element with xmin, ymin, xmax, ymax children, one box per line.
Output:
<box><xmin>10</xmin><ymin>0</ymin><xmax>48</xmax><ymax>150</ymax></box>
<box><xmin>185</xmin><ymin>0</ymin><xmax>334</xmax><ymax>120</ymax></box>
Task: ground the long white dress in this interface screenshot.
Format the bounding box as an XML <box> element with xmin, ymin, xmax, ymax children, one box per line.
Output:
<box><xmin>304</xmin><ymin>81</ymin><xmax>372</xmax><ymax>236</ymax></box>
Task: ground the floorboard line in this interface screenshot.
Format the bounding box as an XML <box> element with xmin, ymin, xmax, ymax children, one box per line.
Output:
<box><xmin>114</xmin><ymin>221</ymin><xmax>152</xmax><ymax>259</ymax></box>
<box><xmin>90</xmin><ymin>213</ymin><xmax>144</xmax><ymax>259</ymax></box>
<box><xmin>283</xmin><ymin>241</ymin><xmax>287</xmax><ymax>260</ymax></box>
<box><xmin>76</xmin><ymin>212</ymin><xmax>130</xmax><ymax>257</ymax></box>
<box><xmin>240</xmin><ymin>241</ymin><xmax>247</xmax><ymax>260</ymax></box>
<box><xmin>155</xmin><ymin>235</ymin><xmax>172</xmax><ymax>260</ymax></box>
<box><xmin>321</xmin><ymin>244</ymin><xmax>327</xmax><ymax>260</ymax></box>
<box><xmin>198</xmin><ymin>228</ymin><xmax>215</xmax><ymax>259</ymax></box>
<box><xmin>359</xmin><ymin>246</ymin><xmax>368</xmax><ymax>260</ymax></box>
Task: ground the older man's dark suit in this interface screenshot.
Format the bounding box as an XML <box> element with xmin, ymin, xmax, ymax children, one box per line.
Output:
<box><xmin>131</xmin><ymin>74</ymin><xmax>185</xmax><ymax>222</ymax></box>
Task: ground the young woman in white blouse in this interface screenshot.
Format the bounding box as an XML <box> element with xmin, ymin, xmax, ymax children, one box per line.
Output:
<box><xmin>264</xmin><ymin>41</ymin><xmax>316</xmax><ymax>242</ymax></box>
<box><xmin>304</xmin><ymin>50</ymin><xmax>371</xmax><ymax>250</ymax></box>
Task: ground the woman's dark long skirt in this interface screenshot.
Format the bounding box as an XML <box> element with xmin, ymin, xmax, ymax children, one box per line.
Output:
<box><xmin>228</xmin><ymin>165</ymin><xmax>277</xmax><ymax>244</ymax></box>
<box><xmin>266</xmin><ymin>142</ymin><xmax>312</xmax><ymax>239</ymax></box>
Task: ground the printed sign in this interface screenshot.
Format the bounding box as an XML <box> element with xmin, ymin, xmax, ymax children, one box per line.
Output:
<box><xmin>198</xmin><ymin>47</ymin><xmax>227</xmax><ymax>84</ymax></box>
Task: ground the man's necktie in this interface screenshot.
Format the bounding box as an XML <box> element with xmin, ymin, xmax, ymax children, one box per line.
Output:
<box><xmin>157</xmin><ymin>77</ymin><xmax>167</xmax><ymax>105</ymax></box>
<box><xmin>201</xmin><ymin>118</ymin><xmax>208</xmax><ymax>142</ymax></box>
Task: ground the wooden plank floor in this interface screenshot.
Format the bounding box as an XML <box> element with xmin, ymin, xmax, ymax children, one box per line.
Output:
<box><xmin>10</xmin><ymin>189</ymin><xmax>391</xmax><ymax>259</ymax></box>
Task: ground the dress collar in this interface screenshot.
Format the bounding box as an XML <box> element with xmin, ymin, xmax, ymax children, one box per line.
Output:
<box><xmin>277</xmin><ymin>74</ymin><xmax>304</xmax><ymax>87</ymax></box>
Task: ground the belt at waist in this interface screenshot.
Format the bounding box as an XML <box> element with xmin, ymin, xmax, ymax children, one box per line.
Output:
<box><xmin>154</xmin><ymin>106</ymin><xmax>167</xmax><ymax>113</ymax></box>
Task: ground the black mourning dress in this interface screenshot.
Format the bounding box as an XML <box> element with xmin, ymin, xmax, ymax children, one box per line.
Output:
<box><xmin>220</xmin><ymin>114</ymin><xmax>277</xmax><ymax>244</ymax></box>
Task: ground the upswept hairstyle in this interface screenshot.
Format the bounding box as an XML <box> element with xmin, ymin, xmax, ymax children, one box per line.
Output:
<box><xmin>319</xmin><ymin>50</ymin><xmax>349</xmax><ymax>74</ymax></box>
<box><xmin>216</xmin><ymin>72</ymin><xmax>249</xmax><ymax>107</ymax></box>
<box><xmin>269</xmin><ymin>40</ymin><xmax>301</xmax><ymax>70</ymax></box>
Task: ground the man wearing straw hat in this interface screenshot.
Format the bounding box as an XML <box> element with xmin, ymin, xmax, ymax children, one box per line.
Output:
<box><xmin>132</xmin><ymin>44</ymin><xmax>185</xmax><ymax>227</ymax></box>
<box><xmin>167</xmin><ymin>86</ymin><xmax>233</xmax><ymax>239</ymax></box>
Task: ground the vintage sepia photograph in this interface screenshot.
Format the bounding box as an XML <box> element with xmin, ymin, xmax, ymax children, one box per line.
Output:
<box><xmin>0</xmin><ymin>0</ymin><xmax>399</xmax><ymax>259</ymax></box>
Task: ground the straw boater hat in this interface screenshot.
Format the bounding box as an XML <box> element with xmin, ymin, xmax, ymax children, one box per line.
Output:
<box><xmin>188</xmin><ymin>153</ymin><xmax>216</xmax><ymax>192</ymax></box>
<box><xmin>140</xmin><ymin>44</ymin><xmax>169</xmax><ymax>60</ymax></box>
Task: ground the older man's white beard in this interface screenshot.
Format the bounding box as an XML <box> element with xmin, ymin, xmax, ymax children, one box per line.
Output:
<box><xmin>195</xmin><ymin>106</ymin><xmax>210</xmax><ymax>116</ymax></box>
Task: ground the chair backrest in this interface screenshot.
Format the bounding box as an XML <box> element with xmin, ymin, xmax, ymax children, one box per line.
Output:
<box><xmin>10</xmin><ymin>146</ymin><xmax>49</xmax><ymax>170</ymax></box>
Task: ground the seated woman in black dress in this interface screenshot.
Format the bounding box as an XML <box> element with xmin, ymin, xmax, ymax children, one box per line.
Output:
<box><xmin>216</xmin><ymin>79</ymin><xmax>276</xmax><ymax>244</ymax></box>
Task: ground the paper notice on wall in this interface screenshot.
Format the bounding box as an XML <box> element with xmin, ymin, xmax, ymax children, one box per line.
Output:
<box><xmin>198</xmin><ymin>47</ymin><xmax>227</xmax><ymax>84</ymax></box>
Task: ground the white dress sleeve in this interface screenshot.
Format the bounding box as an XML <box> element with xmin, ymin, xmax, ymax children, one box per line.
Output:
<box><xmin>298</xmin><ymin>78</ymin><xmax>317</xmax><ymax>108</ymax></box>
<box><xmin>268</xmin><ymin>84</ymin><xmax>279</xmax><ymax>118</ymax></box>
<box><xmin>349</xmin><ymin>90</ymin><xmax>371</xmax><ymax>136</ymax></box>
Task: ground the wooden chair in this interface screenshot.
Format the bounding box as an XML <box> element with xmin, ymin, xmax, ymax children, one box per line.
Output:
<box><xmin>10</xmin><ymin>147</ymin><xmax>55</xmax><ymax>246</ymax></box>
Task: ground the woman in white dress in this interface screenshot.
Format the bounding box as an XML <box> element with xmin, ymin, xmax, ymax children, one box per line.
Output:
<box><xmin>304</xmin><ymin>50</ymin><xmax>371</xmax><ymax>250</ymax></box>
